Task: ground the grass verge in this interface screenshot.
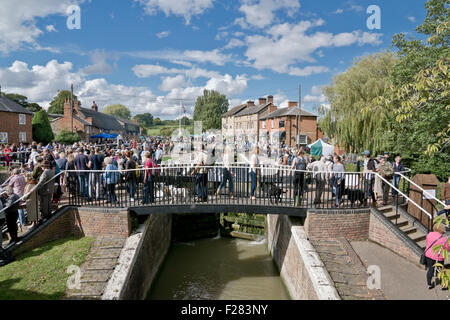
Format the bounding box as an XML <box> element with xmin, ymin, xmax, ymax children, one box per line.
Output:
<box><xmin>0</xmin><ymin>236</ymin><xmax>93</xmax><ymax>300</ymax></box>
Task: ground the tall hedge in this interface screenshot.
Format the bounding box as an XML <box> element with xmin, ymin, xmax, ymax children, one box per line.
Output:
<box><xmin>32</xmin><ymin>110</ymin><xmax>54</xmax><ymax>144</ymax></box>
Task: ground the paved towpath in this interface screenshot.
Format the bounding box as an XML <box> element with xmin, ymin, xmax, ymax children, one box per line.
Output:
<box><xmin>351</xmin><ymin>241</ymin><xmax>449</xmax><ymax>300</ymax></box>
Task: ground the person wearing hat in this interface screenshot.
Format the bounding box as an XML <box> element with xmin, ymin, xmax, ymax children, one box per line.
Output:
<box><xmin>377</xmin><ymin>156</ymin><xmax>394</xmax><ymax>205</ymax></box>
<box><xmin>362</xmin><ymin>150</ymin><xmax>377</xmax><ymax>206</ymax></box>
<box><xmin>383</xmin><ymin>152</ymin><xmax>392</xmax><ymax>165</ymax></box>
<box><xmin>36</xmin><ymin>160</ymin><xmax>55</xmax><ymax>221</ymax></box>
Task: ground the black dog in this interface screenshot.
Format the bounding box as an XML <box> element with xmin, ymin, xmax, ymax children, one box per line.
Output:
<box><xmin>343</xmin><ymin>188</ymin><xmax>365</xmax><ymax>207</ymax></box>
<box><xmin>267</xmin><ymin>183</ymin><xmax>286</xmax><ymax>204</ymax></box>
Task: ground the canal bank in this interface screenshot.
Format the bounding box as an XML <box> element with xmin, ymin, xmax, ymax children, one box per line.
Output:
<box><xmin>104</xmin><ymin>212</ymin><xmax>339</xmax><ymax>300</ymax></box>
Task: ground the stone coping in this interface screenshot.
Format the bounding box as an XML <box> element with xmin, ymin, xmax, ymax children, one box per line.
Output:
<box><xmin>290</xmin><ymin>224</ymin><xmax>341</xmax><ymax>300</ymax></box>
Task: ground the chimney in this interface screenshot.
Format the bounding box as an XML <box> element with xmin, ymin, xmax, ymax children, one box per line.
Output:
<box><xmin>91</xmin><ymin>101</ymin><xmax>98</xmax><ymax>112</ymax></box>
<box><xmin>288</xmin><ymin>101</ymin><xmax>298</xmax><ymax>109</ymax></box>
<box><xmin>258</xmin><ymin>98</ymin><xmax>267</xmax><ymax>105</ymax></box>
<box><xmin>63</xmin><ymin>98</ymin><xmax>71</xmax><ymax>116</ymax></box>
<box><xmin>267</xmin><ymin>95</ymin><xmax>274</xmax><ymax>104</ymax></box>
<box><xmin>74</xmin><ymin>99</ymin><xmax>80</xmax><ymax>114</ymax></box>
<box><xmin>247</xmin><ymin>100</ymin><xmax>255</xmax><ymax>107</ymax></box>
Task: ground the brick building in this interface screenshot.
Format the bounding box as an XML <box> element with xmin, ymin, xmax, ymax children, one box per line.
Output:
<box><xmin>0</xmin><ymin>94</ymin><xmax>33</xmax><ymax>144</ymax></box>
<box><xmin>51</xmin><ymin>100</ymin><xmax>141</xmax><ymax>142</ymax></box>
<box><xmin>259</xmin><ymin>101</ymin><xmax>319</xmax><ymax>147</ymax></box>
<box><xmin>223</xmin><ymin>96</ymin><xmax>277</xmax><ymax>143</ymax></box>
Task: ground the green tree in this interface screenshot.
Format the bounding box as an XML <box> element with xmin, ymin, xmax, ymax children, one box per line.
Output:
<box><xmin>320</xmin><ymin>52</ymin><xmax>396</xmax><ymax>154</ymax></box>
<box><xmin>32</xmin><ymin>110</ymin><xmax>54</xmax><ymax>144</ymax></box>
<box><xmin>180</xmin><ymin>116</ymin><xmax>191</xmax><ymax>126</ymax></box>
<box><xmin>103</xmin><ymin>104</ymin><xmax>131</xmax><ymax>120</ymax></box>
<box><xmin>27</xmin><ymin>103</ymin><xmax>42</xmax><ymax>113</ymax></box>
<box><xmin>48</xmin><ymin>90</ymin><xmax>78</xmax><ymax>115</ymax></box>
<box><xmin>193</xmin><ymin>89</ymin><xmax>229</xmax><ymax>131</ymax></box>
<box><xmin>133</xmin><ymin>113</ymin><xmax>153</xmax><ymax>128</ymax></box>
<box><xmin>153</xmin><ymin>117</ymin><xmax>162</xmax><ymax>126</ymax></box>
<box><xmin>54</xmin><ymin>129</ymin><xmax>81</xmax><ymax>145</ymax></box>
<box><xmin>3</xmin><ymin>93</ymin><xmax>42</xmax><ymax>112</ymax></box>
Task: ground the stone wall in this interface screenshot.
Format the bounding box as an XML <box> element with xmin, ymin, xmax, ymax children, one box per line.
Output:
<box><xmin>267</xmin><ymin>214</ymin><xmax>340</xmax><ymax>300</ymax></box>
<box><xmin>109</xmin><ymin>214</ymin><xmax>172</xmax><ymax>300</ymax></box>
<box><xmin>304</xmin><ymin>209</ymin><xmax>371</xmax><ymax>241</ymax></box>
<box><xmin>12</xmin><ymin>206</ymin><xmax>131</xmax><ymax>256</ymax></box>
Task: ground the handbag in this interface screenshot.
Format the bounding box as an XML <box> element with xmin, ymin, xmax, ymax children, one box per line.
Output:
<box><xmin>420</xmin><ymin>235</ymin><xmax>443</xmax><ymax>265</ymax></box>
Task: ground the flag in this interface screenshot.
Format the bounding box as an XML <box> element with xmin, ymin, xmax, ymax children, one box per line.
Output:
<box><xmin>180</xmin><ymin>101</ymin><xmax>186</xmax><ymax>114</ymax></box>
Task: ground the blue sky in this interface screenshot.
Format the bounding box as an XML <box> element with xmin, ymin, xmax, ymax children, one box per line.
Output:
<box><xmin>0</xmin><ymin>0</ymin><xmax>428</xmax><ymax>119</ymax></box>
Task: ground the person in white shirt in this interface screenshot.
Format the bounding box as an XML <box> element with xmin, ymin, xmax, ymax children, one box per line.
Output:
<box><xmin>307</xmin><ymin>155</ymin><xmax>328</xmax><ymax>205</ymax></box>
<box><xmin>250</xmin><ymin>146</ymin><xmax>260</xmax><ymax>200</ymax></box>
<box><xmin>216</xmin><ymin>145</ymin><xmax>234</xmax><ymax>198</ymax></box>
<box><xmin>192</xmin><ymin>144</ymin><xmax>209</xmax><ymax>202</ymax></box>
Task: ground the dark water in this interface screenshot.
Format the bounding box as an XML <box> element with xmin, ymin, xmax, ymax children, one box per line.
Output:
<box><xmin>147</xmin><ymin>236</ymin><xmax>290</xmax><ymax>300</ymax></box>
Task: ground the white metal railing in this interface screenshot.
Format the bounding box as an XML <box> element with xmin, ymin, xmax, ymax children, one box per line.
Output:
<box><xmin>396</xmin><ymin>172</ymin><xmax>445</xmax><ymax>207</ymax></box>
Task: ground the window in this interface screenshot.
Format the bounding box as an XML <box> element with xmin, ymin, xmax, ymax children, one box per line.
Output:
<box><xmin>279</xmin><ymin>120</ymin><xmax>285</xmax><ymax>128</ymax></box>
<box><xmin>271</xmin><ymin>119</ymin><xmax>274</xmax><ymax>129</ymax></box>
<box><xmin>262</xmin><ymin>121</ymin><xmax>266</xmax><ymax>129</ymax></box>
<box><xmin>0</xmin><ymin>132</ymin><xmax>8</xmax><ymax>143</ymax></box>
<box><xmin>19</xmin><ymin>132</ymin><xmax>26</xmax><ymax>142</ymax></box>
<box><xmin>19</xmin><ymin>114</ymin><xmax>26</xmax><ymax>125</ymax></box>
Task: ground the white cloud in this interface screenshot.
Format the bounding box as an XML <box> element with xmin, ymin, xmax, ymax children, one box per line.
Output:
<box><xmin>156</xmin><ymin>31</ymin><xmax>170</xmax><ymax>38</ymax></box>
<box><xmin>238</xmin><ymin>0</ymin><xmax>301</xmax><ymax>29</ymax></box>
<box><xmin>224</xmin><ymin>38</ymin><xmax>245</xmax><ymax>50</ymax></box>
<box><xmin>136</xmin><ymin>0</ymin><xmax>214</xmax><ymax>24</ymax></box>
<box><xmin>0</xmin><ymin>0</ymin><xmax>82</xmax><ymax>53</ymax></box>
<box><xmin>289</xmin><ymin>66</ymin><xmax>329</xmax><ymax>77</ymax></box>
<box><xmin>244</xmin><ymin>20</ymin><xmax>382</xmax><ymax>74</ymax></box>
<box><xmin>333</xmin><ymin>9</ymin><xmax>344</xmax><ymax>14</ymax></box>
<box><xmin>159</xmin><ymin>75</ymin><xmax>187</xmax><ymax>91</ymax></box>
<box><xmin>80</xmin><ymin>50</ymin><xmax>114</xmax><ymax>75</ymax></box>
<box><xmin>303</xmin><ymin>85</ymin><xmax>328</xmax><ymax>104</ymax></box>
<box><xmin>408</xmin><ymin>16</ymin><xmax>416</xmax><ymax>23</ymax></box>
<box><xmin>45</xmin><ymin>25</ymin><xmax>57</xmax><ymax>32</ymax></box>
<box><xmin>170</xmin><ymin>60</ymin><xmax>193</xmax><ymax>67</ymax></box>
<box><xmin>132</xmin><ymin>64</ymin><xmax>220</xmax><ymax>79</ymax></box>
<box><xmin>125</xmin><ymin>49</ymin><xmax>231</xmax><ymax>66</ymax></box>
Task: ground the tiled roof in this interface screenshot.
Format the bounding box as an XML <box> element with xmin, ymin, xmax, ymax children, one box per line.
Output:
<box><xmin>78</xmin><ymin>107</ymin><xmax>124</xmax><ymax>131</ymax></box>
<box><xmin>0</xmin><ymin>95</ymin><xmax>33</xmax><ymax>114</ymax></box>
<box><xmin>259</xmin><ymin>107</ymin><xmax>317</xmax><ymax>120</ymax></box>
<box><xmin>235</xmin><ymin>102</ymin><xmax>271</xmax><ymax>117</ymax></box>
<box><xmin>222</xmin><ymin>104</ymin><xmax>247</xmax><ymax>117</ymax></box>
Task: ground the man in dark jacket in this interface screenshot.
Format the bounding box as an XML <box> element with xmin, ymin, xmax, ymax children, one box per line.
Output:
<box><xmin>362</xmin><ymin>150</ymin><xmax>377</xmax><ymax>206</ymax></box>
<box><xmin>1</xmin><ymin>186</ymin><xmax>21</xmax><ymax>245</ymax></box>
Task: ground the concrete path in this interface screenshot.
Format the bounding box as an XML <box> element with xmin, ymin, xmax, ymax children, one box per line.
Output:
<box><xmin>351</xmin><ymin>241</ymin><xmax>449</xmax><ymax>300</ymax></box>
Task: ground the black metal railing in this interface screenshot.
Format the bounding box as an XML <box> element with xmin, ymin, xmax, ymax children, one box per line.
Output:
<box><xmin>65</xmin><ymin>164</ymin><xmax>413</xmax><ymax>211</ymax></box>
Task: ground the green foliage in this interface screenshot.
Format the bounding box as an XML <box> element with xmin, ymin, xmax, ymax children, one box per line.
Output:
<box><xmin>433</xmin><ymin>214</ymin><xmax>450</xmax><ymax>290</ymax></box>
<box><xmin>0</xmin><ymin>236</ymin><xmax>93</xmax><ymax>300</ymax></box>
<box><xmin>48</xmin><ymin>90</ymin><xmax>77</xmax><ymax>115</ymax></box>
<box><xmin>320</xmin><ymin>52</ymin><xmax>396</xmax><ymax>154</ymax></box>
<box><xmin>133</xmin><ymin>113</ymin><xmax>153</xmax><ymax>128</ymax></box>
<box><xmin>54</xmin><ymin>129</ymin><xmax>81</xmax><ymax>145</ymax></box>
<box><xmin>103</xmin><ymin>104</ymin><xmax>131</xmax><ymax>120</ymax></box>
<box><xmin>32</xmin><ymin>110</ymin><xmax>54</xmax><ymax>144</ymax></box>
<box><xmin>3</xmin><ymin>93</ymin><xmax>42</xmax><ymax>112</ymax></box>
<box><xmin>193</xmin><ymin>89</ymin><xmax>229</xmax><ymax>131</ymax></box>
<box><xmin>160</xmin><ymin>126</ymin><xmax>177</xmax><ymax>137</ymax></box>
<box><xmin>153</xmin><ymin>117</ymin><xmax>162</xmax><ymax>126</ymax></box>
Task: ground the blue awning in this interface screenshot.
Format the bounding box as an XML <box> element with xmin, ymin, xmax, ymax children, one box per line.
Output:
<box><xmin>91</xmin><ymin>133</ymin><xmax>118</xmax><ymax>139</ymax></box>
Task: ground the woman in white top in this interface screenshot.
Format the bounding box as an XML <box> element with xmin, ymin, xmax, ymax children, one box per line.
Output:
<box><xmin>216</xmin><ymin>145</ymin><xmax>234</xmax><ymax>198</ymax></box>
<box><xmin>250</xmin><ymin>147</ymin><xmax>260</xmax><ymax>200</ymax></box>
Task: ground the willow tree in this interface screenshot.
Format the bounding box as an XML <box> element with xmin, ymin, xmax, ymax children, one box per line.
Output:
<box><xmin>320</xmin><ymin>52</ymin><xmax>397</xmax><ymax>154</ymax></box>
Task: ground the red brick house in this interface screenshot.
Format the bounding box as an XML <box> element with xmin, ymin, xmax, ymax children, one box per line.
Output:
<box><xmin>0</xmin><ymin>94</ymin><xmax>33</xmax><ymax>144</ymax></box>
<box><xmin>259</xmin><ymin>101</ymin><xmax>318</xmax><ymax>147</ymax></box>
<box><xmin>51</xmin><ymin>100</ymin><xmax>141</xmax><ymax>142</ymax></box>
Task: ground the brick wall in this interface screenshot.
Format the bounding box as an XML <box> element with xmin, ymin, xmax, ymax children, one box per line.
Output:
<box><xmin>267</xmin><ymin>214</ymin><xmax>340</xmax><ymax>300</ymax></box>
<box><xmin>13</xmin><ymin>206</ymin><xmax>131</xmax><ymax>256</ymax></box>
<box><xmin>368</xmin><ymin>213</ymin><xmax>420</xmax><ymax>264</ymax></box>
<box><xmin>0</xmin><ymin>112</ymin><xmax>32</xmax><ymax>144</ymax></box>
<box><xmin>305</xmin><ymin>210</ymin><xmax>371</xmax><ymax>241</ymax></box>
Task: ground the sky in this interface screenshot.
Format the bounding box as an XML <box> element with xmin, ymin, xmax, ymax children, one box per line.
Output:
<box><xmin>0</xmin><ymin>0</ymin><xmax>428</xmax><ymax>120</ymax></box>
